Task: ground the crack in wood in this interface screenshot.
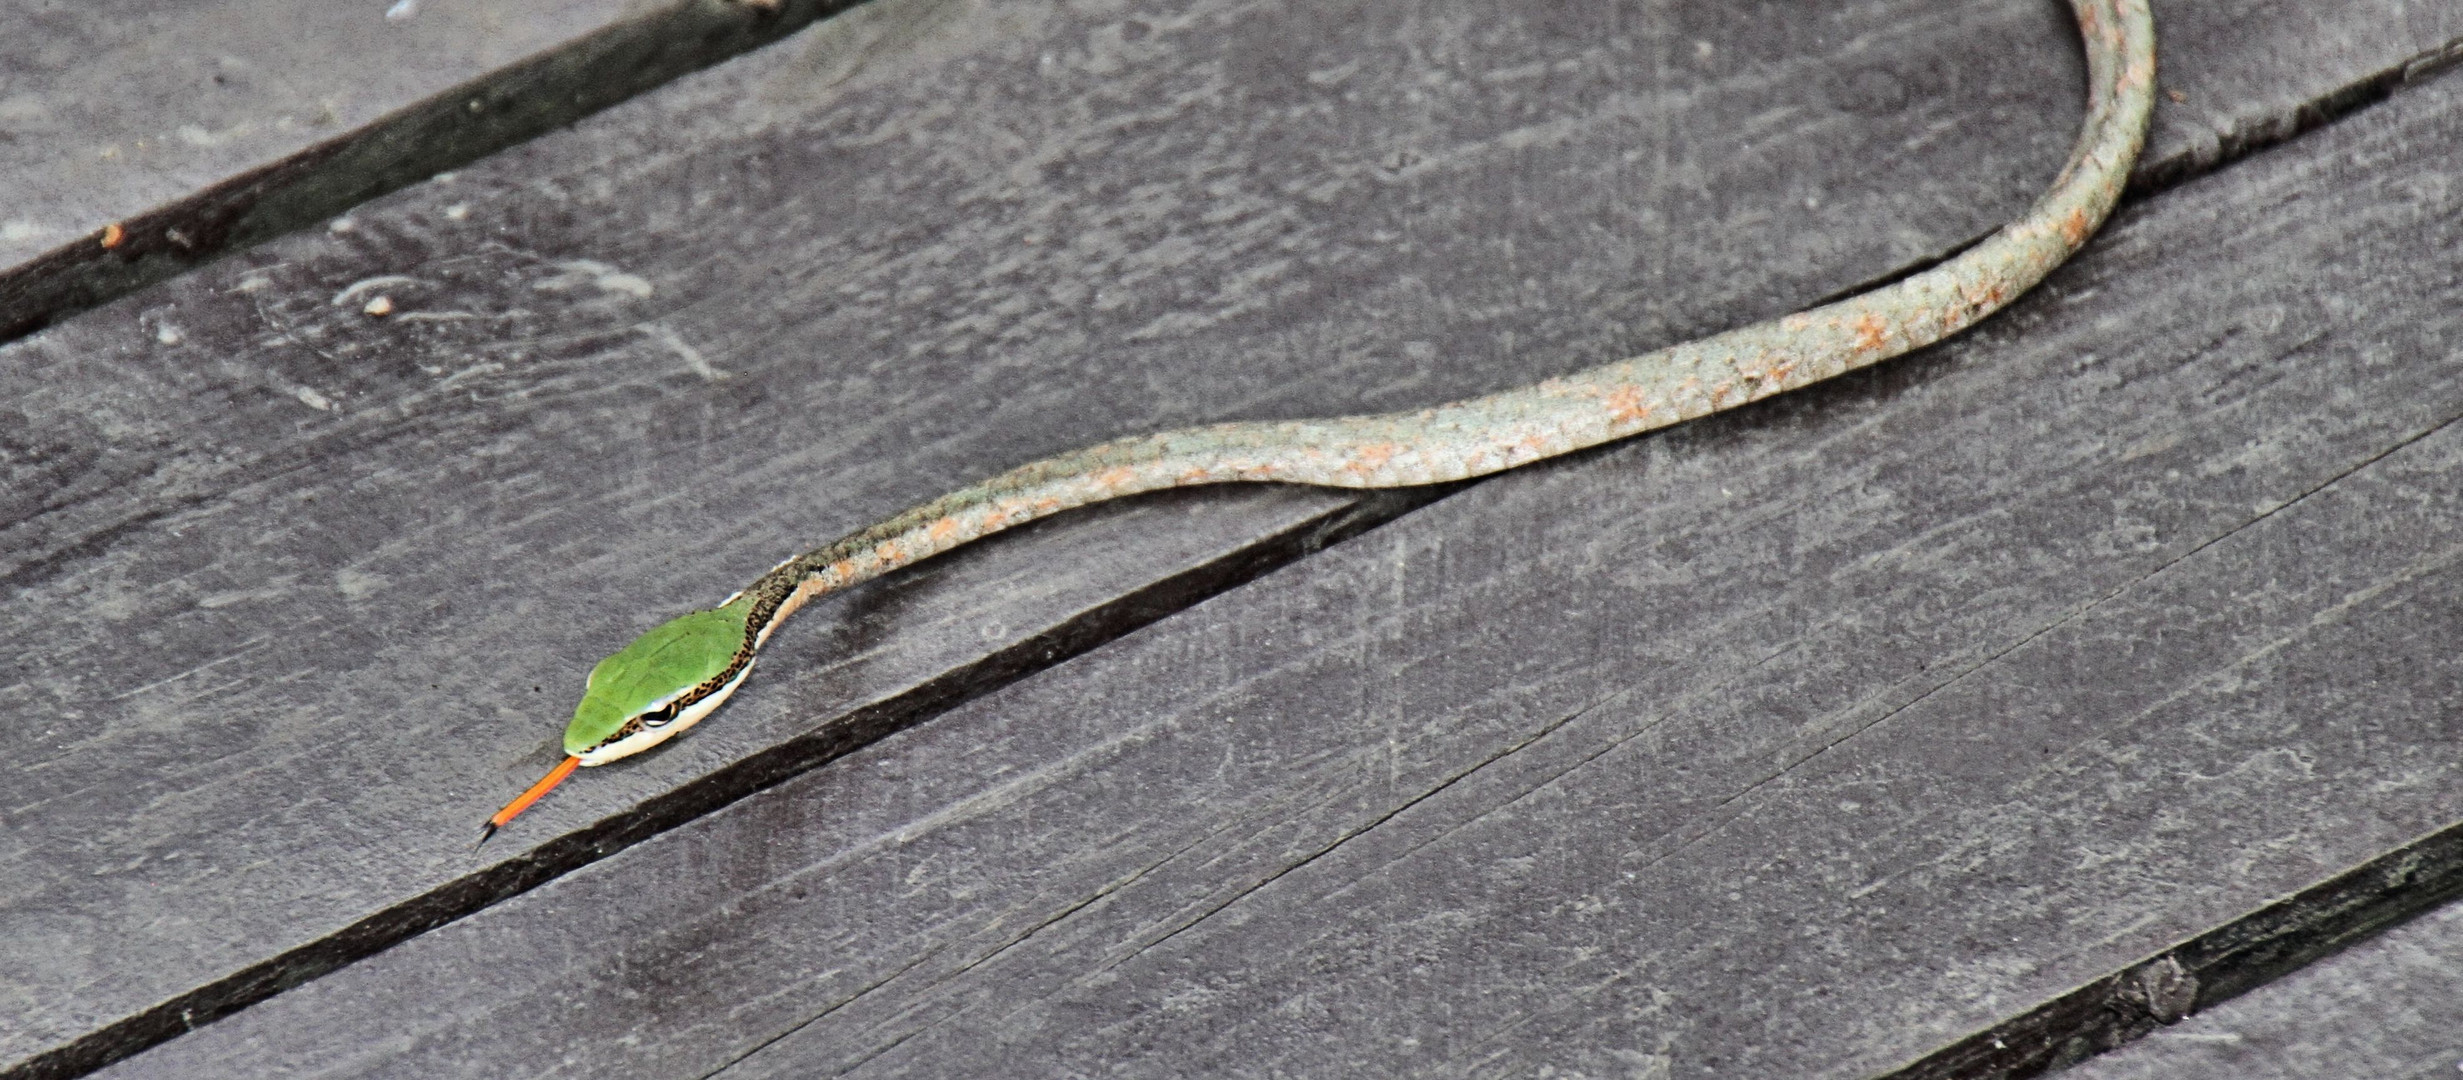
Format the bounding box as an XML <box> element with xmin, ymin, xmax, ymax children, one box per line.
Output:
<box><xmin>17</xmin><ymin>17</ymin><xmax>2463</xmax><ymax>1080</ymax></box>
<box><xmin>0</xmin><ymin>0</ymin><xmax>878</xmax><ymax>344</ymax></box>
<box><xmin>1880</xmin><ymin>817</ymin><xmax>2463</xmax><ymax>1080</ymax></box>
<box><xmin>0</xmin><ymin>489</ymin><xmax>1440</xmax><ymax>1080</ymax></box>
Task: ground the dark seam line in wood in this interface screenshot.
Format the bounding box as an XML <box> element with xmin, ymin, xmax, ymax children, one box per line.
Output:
<box><xmin>2130</xmin><ymin>31</ymin><xmax>2463</xmax><ymax>194</ymax></box>
<box><xmin>690</xmin><ymin>939</ymin><xmax>957</xmax><ymax>1080</ymax></box>
<box><xmin>762</xmin><ymin>697</ymin><xmax>1609</xmax><ymax>1080</ymax></box>
<box><xmin>724</xmin><ymin>825</ymin><xmax>1192</xmax><ymax>1079</ymax></box>
<box><xmin>1633</xmin><ymin>397</ymin><xmax>2461</xmax><ymax>888</ymax></box>
<box><xmin>1354</xmin><ymin>648</ymin><xmax>1816</xmax><ymax>927</ymax></box>
<box><xmin>1874</xmin><ymin>414</ymin><xmax>2463</xmax><ymax>1080</ymax></box>
<box><xmin>1429</xmin><ymin>407</ymin><xmax>2463</xmax><ymax>1076</ymax></box>
<box><xmin>1324</xmin><ymin>400</ymin><xmax>2463</xmax><ymax>1074</ymax></box>
<box><xmin>24</xmin><ymin>33</ymin><xmax>2463</xmax><ymax>1080</ymax></box>
<box><xmin>0</xmin><ymin>0</ymin><xmax>877</xmax><ymax>346</ymax></box>
<box><xmin>692</xmin><ymin>627</ymin><xmax>1599</xmax><ymax>1077</ymax></box>
<box><xmin>0</xmin><ymin>486</ymin><xmax>1450</xmax><ymax>1080</ymax></box>
<box><xmin>1878</xmin><ymin>819</ymin><xmax>2463</xmax><ymax>1080</ymax></box>
<box><xmin>1810</xmin><ymin>30</ymin><xmax>2463</xmax><ymax>312</ymax></box>
<box><xmin>791</xmin><ymin>721</ymin><xmax>1415</xmax><ymax>1071</ymax></box>
<box><xmin>12</xmin><ymin>26</ymin><xmax>2458</xmax><ymax>594</ymax></box>
<box><xmin>1100</xmin><ymin>698</ymin><xmax>1606</xmax><ymax>962</ymax></box>
<box><xmin>694</xmin><ymin>368</ymin><xmax>2454</xmax><ymax>1077</ymax></box>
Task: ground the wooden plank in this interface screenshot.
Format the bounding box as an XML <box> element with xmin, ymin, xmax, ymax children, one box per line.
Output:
<box><xmin>2131</xmin><ymin>2</ymin><xmax>2463</xmax><ymax>185</ymax></box>
<box><xmin>10</xmin><ymin>2</ymin><xmax>2106</xmax><ymax>1072</ymax></box>
<box><xmin>5</xmin><ymin>1</ymin><xmax>2456</xmax><ymax>1077</ymax></box>
<box><xmin>1900</xmin><ymin>823</ymin><xmax>2463</xmax><ymax>1078</ymax></box>
<box><xmin>85</xmin><ymin>50</ymin><xmax>2463</xmax><ymax>1080</ymax></box>
<box><xmin>10</xmin><ymin>0</ymin><xmax>2452</xmax><ymax>342</ymax></box>
<box><xmin>0</xmin><ymin>0</ymin><xmax>866</xmax><ymax>338</ymax></box>
<box><xmin>2063</xmin><ymin>897</ymin><xmax>2463</xmax><ymax>1080</ymax></box>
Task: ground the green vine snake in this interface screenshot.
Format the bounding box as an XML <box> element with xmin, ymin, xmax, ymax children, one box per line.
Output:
<box><xmin>481</xmin><ymin>0</ymin><xmax>2157</xmax><ymax>843</ymax></box>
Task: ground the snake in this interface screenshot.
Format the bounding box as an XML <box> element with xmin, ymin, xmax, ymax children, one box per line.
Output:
<box><xmin>480</xmin><ymin>0</ymin><xmax>2157</xmax><ymax>843</ymax></box>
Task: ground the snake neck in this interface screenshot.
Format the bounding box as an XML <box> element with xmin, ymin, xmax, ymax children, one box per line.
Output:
<box><xmin>650</xmin><ymin>0</ymin><xmax>2154</xmax><ymax>744</ymax></box>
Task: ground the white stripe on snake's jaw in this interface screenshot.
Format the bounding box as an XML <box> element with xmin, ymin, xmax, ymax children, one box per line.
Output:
<box><xmin>574</xmin><ymin>661</ymin><xmax>757</xmax><ymax>766</ymax></box>
<box><xmin>549</xmin><ymin>0</ymin><xmax>2151</xmax><ymax>768</ymax></box>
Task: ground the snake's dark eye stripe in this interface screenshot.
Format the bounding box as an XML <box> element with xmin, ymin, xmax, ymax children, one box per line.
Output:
<box><xmin>489</xmin><ymin>0</ymin><xmax>2153</xmax><ymax>849</ymax></box>
<box><xmin>642</xmin><ymin>699</ymin><xmax>685</xmax><ymax>727</ymax></box>
<box><xmin>593</xmin><ymin>716</ymin><xmax>648</xmax><ymax>751</ymax></box>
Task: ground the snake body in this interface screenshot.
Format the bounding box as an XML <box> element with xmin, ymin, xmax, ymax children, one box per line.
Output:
<box><xmin>484</xmin><ymin>0</ymin><xmax>2155</xmax><ymax>835</ymax></box>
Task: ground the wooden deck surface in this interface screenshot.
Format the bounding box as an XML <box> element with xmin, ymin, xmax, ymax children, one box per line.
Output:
<box><xmin>2071</xmin><ymin>896</ymin><xmax>2463</xmax><ymax>1079</ymax></box>
<box><xmin>0</xmin><ymin>0</ymin><xmax>861</xmax><ymax>338</ymax></box>
<box><xmin>4</xmin><ymin>1</ymin><xmax>2461</xmax><ymax>1078</ymax></box>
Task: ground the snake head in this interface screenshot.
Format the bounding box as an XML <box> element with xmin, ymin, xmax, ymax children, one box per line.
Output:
<box><xmin>564</xmin><ymin>595</ymin><xmax>758</xmax><ymax>765</ymax></box>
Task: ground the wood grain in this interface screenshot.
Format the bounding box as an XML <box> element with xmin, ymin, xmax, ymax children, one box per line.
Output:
<box><xmin>9</xmin><ymin>1</ymin><xmax>2459</xmax><ymax>1076</ymax></box>
<box><xmin>5</xmin><ymin>1</ymin><xmax>2103</xmax><ymax>1071</ymax></box>
<box><xmin>87</xmin><ymin>46</ymin><xmax>2463</xmax><ymax>1080</ymax></box>
<box><xmin>2131</xmin><ymin>2</ymin><xmax>2463</xmax><ymax>186</ymax></box>
<box><xmin>0</xmin><ymin>0</ymin><xmax>868</xmax><ymax>337</ymax></box>
<box><xmin>2064</xmin><ymin>897</ymin><xmax>2463</xmax><ymax>1080</ymax></box>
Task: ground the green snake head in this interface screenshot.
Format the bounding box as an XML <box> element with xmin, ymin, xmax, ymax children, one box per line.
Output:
<box><xmin>564</xmin><ymin>594</ymin><xmax>759</xmax><ymax>765</ymax></box>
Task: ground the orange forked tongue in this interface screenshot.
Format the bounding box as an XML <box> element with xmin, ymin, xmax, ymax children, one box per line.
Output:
<box><xmin>475</xmin><ymin>755</ymin><xmax>581</xmax><ymax>849</ymax></box>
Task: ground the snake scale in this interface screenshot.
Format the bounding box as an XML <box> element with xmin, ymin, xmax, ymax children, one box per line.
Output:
<box><xmin>483</xmin><ymin>0</ymin><xmax>2157</xmax><ymax>840</ymax></box>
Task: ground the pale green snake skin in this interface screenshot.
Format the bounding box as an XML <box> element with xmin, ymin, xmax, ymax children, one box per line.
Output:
<box><xmin>543</xmin><ymin>0</ymin><xmax>2156</xmax><ymax>782</ymax></box>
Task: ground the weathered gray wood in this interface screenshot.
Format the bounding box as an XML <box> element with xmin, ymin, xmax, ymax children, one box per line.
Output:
<box><xmin>2063</xmin><ymin>897</ymin><xmax>2463</xmax><ymax>1080</ymax></box>
<box><xmin>0</xmin><ymin>0</ymin><xmax>865</xmax><ymax>338</ymax></box>
<box><xmin>7</xmin><ymin>2</ymin><xmax>2120</xmax><ymax>1073</ymax></box>
<box><xmin>6</xmin><ymin>0</ymin><xmax>2457</xmax><ymax>1076</ymax></box>
<box><xmin>11</xmin><ymin>0</ymin><xmax>2457</xmax><ymax>341</ymax></box>
<box><xmin>1881</xmin><ymin>815</ymin><xmax>2463</xmax><ymax>1078</ymax></box>
<box><xmin>2132</xmin><ymin>2</ymin><xmax>2463</xmax><ymax>185</ymax></box>
<box><xmin>87</xmin><ymin>51</ymin><xmax>2463</xmax><ymax>1080</ymax></box>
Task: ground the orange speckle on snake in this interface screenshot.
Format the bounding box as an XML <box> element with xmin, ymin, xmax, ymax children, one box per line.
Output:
<box><xmin>2061</xmin><ymin>206</ymin><xmax>2094</xmax><ymax>246</ymax></box>
<box><xmin>1605</xmin><ymin>385</ymin><xmax>1654</xmax><ymax>425</ymax></box>
<box><xmin>527</xmin><ymin>0</ymin><xmax>2154</xmax><ymax>789</ymax></box>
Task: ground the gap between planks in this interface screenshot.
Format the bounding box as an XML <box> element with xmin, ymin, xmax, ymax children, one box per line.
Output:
<box><xmin>0</xmin><ymin>0</ymin><xmax>873</xmax><ymax>344</ymax></box>
<box><xmin>18</xmin><ymin>25</ymin><xmax>2463</xmax><ymax>1080</ymax></box>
